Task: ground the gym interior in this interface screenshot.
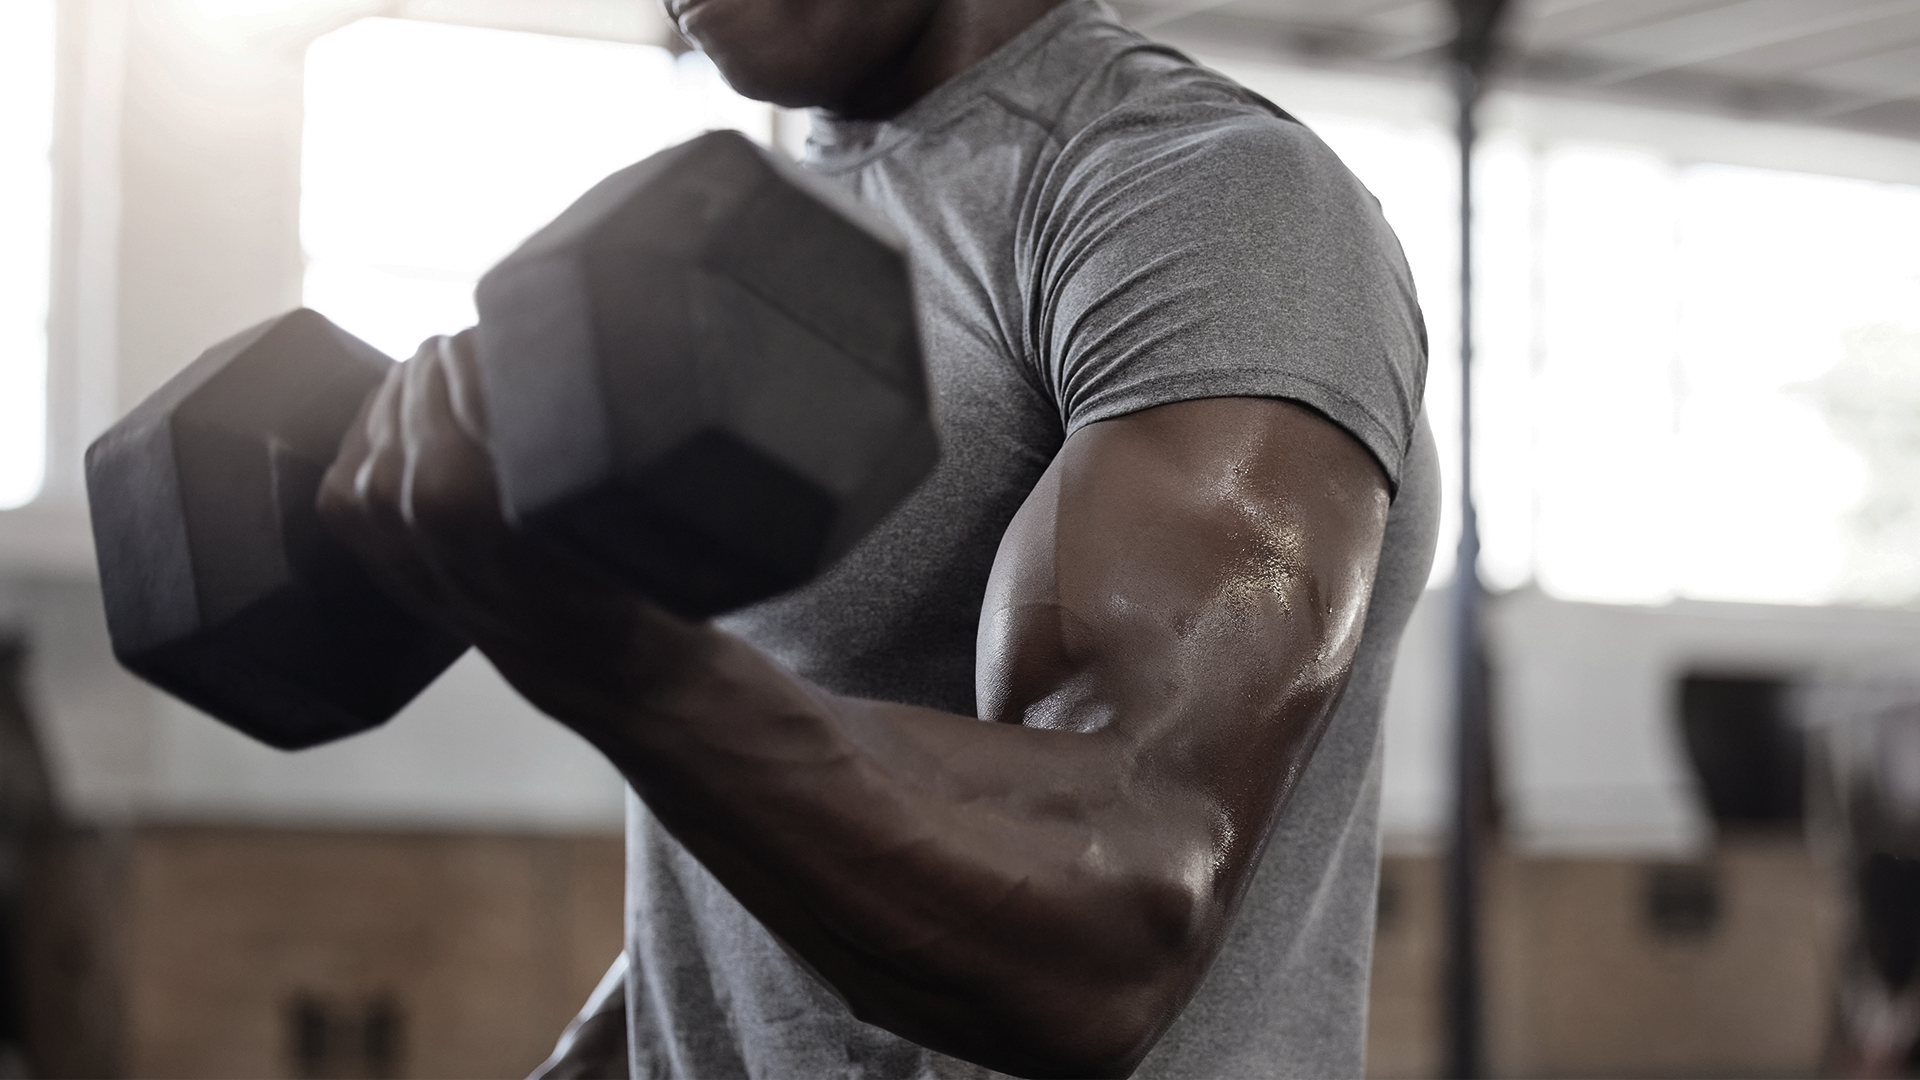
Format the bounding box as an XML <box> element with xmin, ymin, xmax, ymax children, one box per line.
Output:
<box><xmin>2</xmin><ymin>0</ymin><xmax>1919</xmax><ymax>1076</ymax></box>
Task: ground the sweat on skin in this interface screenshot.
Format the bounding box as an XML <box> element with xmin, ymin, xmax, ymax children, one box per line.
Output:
<box><xmin>319</xmin><ymin>1</ymin><xmax>1439</xmax><ymax>1075</ymax></box>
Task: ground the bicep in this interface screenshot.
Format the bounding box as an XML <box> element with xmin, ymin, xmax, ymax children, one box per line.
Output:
<box><xmin>977</xmin><ymin>395</ymin><xmax>1390</xmax><ymax>831</ymax></box>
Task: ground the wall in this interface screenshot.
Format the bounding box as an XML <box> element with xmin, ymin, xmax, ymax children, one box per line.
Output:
<box><xmin>1490</xmin><ymin>590</ymin><xmax>1920</xmax><ymax>855</ymax></box>
<box><xmin>1369</xmin><ymin>838</ymin><xmax>1843</xmax><ymax>1079</ymax></box>
<box><xmin>2</xmin><ymin>0</ymin><xmax>641</xmax><ymax>834</ymax></box>
<box><xmin>24</xmin><ymin>825</ymin><xmax>624</xmax><ymax>1079</ymax></box>
<box><xmin>0</xmin><ymin>552</ymin><xmax>627</xmax><ymax>833</ymax></box>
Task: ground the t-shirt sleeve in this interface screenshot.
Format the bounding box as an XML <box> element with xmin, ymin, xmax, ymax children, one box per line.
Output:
<box><xmin>1023</xmin><ymin>104</ymin><xmax>1428</xmax><ymax>489</ymax></box>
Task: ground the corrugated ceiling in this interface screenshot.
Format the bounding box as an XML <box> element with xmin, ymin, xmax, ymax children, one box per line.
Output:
<box><xmin>1109</xmin><ymin>0</ymin><xmax>1920</xmax><ymax>140</ymax></box>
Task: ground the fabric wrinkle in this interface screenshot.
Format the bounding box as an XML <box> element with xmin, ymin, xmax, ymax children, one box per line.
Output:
<box><xmin>624</xmin><ymin>2</ymin><xmax>1439</xmax><ymax>1076</ymax></box>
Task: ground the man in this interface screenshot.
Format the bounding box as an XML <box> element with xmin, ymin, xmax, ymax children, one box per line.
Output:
<box><xmin>319</xmin><ymin>0</ymin><xmax>1438</xmax><ymax>1075</ymax></box>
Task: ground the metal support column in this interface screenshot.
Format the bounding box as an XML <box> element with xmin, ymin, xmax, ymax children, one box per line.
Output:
<box><xmin>1442</xmin><ymin>2</ymin><xmax>1510</xmax><ymax>1077</ymax></box>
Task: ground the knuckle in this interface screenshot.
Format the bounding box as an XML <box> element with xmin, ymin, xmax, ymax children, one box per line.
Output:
<box><xmin>403</xmin><ymin>468</ymin><xmax>483</xmax><ymax>534</ymax></box>
<box><xmin>315</xmin><ymin>470</ymin><xmax>356</xmax><ymax>523</ymax></box>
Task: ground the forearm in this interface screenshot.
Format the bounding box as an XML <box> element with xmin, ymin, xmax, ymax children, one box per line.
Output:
<box><xmin>330</xmin><ymin>387</ymin><xmax>1388</xmax><ymax>1076</ymax></box>
<box><xmin>503</xmin><ymin>619</ymin><xmax>1231</xmax><ymax>1075</ymax></box>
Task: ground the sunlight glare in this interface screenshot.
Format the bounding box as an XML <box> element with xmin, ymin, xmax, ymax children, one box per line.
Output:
<box><xmin>0</xmin><ymin>0</ymin><xmax>55</xmax><ymax>510</ymax></box>
<box><xmin>194</xmin><ymin>0</ymin><xmax>334</xmax><ymax>19</ymax></box>
<box><xmin>302</xmin><ymin>19</ymin><xmax>774</xmax><ymax>359</ymax></box>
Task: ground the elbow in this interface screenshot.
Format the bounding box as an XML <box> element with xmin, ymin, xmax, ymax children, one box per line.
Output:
<box><xmin>839</xmin><ymin>842</ymin><xmax>1231</xmax><ymax>1077</ymax></box>
<box><xmin>1012</xmin><ymin>1007</ymin><xmax>1168</xmax><ymax>1079</ymax></box>
<box><xmin>974</xmin><ymin>879</ymin><xmax>1223</xmax><ymax>1078</ymax></box>
<box><xmin>981</xmin><ymin>970</ymin><xmax>1193</xmax><ymax>1079</ymax></box>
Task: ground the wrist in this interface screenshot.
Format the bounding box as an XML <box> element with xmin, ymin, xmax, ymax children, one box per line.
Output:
<box><xmin>480</xmin><ymin>596</ymin><xmax>727</xmax><ymax>740</ymax></box>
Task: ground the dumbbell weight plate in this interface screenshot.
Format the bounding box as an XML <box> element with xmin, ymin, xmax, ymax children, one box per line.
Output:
<box><xmin>477</xmin><ymin>130</ymin><xmax>937</xmax><ymax>618</ymax></box>
<box><xmin>87</xmin><ymin>131</ymin><xmax>938</xmax><ymax>751</ymax></box>
<box><xmin>85</xmin><ymin>310</ymin><xmax>469</xmax><ymax>750</ymax></box>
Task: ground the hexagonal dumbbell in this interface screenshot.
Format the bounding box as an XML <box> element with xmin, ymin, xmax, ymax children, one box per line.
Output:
<box><xmin>476</xmin><ymin>130</ymin><xmax>933</xmax><ymax>615</ymax></box>
<box><xmin>87</xmin><ymin>130</ymin><xmax>935</xmax><ymax>750</ymax></box>
<box><xmin>86</xmin><ymin>310</ymin><xmax>468</xmax><ymax>750</ymax></box>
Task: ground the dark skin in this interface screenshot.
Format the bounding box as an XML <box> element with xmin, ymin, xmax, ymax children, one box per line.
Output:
<box><xmin>670</xmin><ymin>0</ymin><xmax>1071</xmax><ymax>115</ymax></box>
<box><xmin>318</xmin><ymin>3</ymin><xmax>1394</xmax><ymax>1075</ymax></box>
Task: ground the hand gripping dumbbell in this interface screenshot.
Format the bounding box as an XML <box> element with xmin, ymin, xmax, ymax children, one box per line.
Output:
<box><xmin>86</xmin><ymin>131</ymin><xmax>937</xmax><ymax>750</ymax></box>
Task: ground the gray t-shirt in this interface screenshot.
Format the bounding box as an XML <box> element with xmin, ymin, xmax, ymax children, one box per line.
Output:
<box><xmin>624</xmin><ymin>3</ymin><xmax>1440</xmax><ymax>1076</ymax></box>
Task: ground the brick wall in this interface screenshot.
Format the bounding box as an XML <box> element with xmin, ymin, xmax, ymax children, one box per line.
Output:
<box><xmin>24</xmin><ymin>826</ymin><xmax>623</xmax><ymax>1079</ymax></box>
<box><xmin>1369</xmin><ymin>837</ymin><xmax>1842</xmax><ymax>1079</ymax></box>
<box><xmin>20</xmin><ymin>825</ymin><xmax>1842</xmax><ymax>1079</ymax></box>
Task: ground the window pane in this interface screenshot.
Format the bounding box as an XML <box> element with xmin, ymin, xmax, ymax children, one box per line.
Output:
<box><xmin>0</xmin><ymin>0</ymin><xmax>54</xmax><ymax>509</ymax></box>
<box><xmin>1533</xmin><ymin>153</ymin><xmax>1920</xmax><ymax>608</ymax></box>
<box><xmin>302</xmin><ymin>18</ymin><xmax>773</xmax><ymax>360</ymax></box>
<box><xmin>1535</xmin><ymin>145</ymin><xmax>1684</xmax><ymax>605</ymax></box>
<box><xmin>1675</xmin><ymin>166</ymin><xmax>1920</xmax><ymax>607</ymax></box>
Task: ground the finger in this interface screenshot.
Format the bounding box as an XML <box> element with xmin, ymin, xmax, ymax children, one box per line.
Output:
<box><xmin>331</xmin><ymin>348</ymin><xmax>453</xmax><ymax>624</ymax></box>
<box><xmin>315</xmin><ymin>356</ymin><xmax>403</xmax><ymax>547</ymax></box>
<box><xmin>317</xmin><ymin>363</ymin><xmax>383</xmax><ymax>527</ymax></box>
<box><xmin>354</xmin><ymin>355</ymin><xmax>412</xmax><ymax>540</ymax></box>
<box><xmin>397</xmin><ymin>334</ymin><xmax>445</xmax><ymax>529</ymax></box>
<box><xmin>395</xmin><ymin>337</ymin><xmax>644</xmax><ymax>656</ymax></box>
<box><xmin>395</xmin><ymin>337</ymin><xmax>530</xmax><ymax>638</ymax></box>
<box><xmin>442</xmin><ymin>327</ymin><xmax>491</xmax><ymax>446</ymax></box>
<box><xmin>399</xmin><ymin>335</ymin><xmax>499</xmax><ymax>530</ymax></box>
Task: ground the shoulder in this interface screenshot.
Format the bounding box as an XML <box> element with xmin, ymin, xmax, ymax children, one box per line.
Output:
<box><xmin>1057</xmin><ymin>87</ymin><xmax>1368</xmax><ymax>218</ymax></box>
<box><xmin>988</xmin><ymin>8</ymin><xmax>1340</xmax><ymax>183</ymax></box>
<box><xmin>1001</xmin><ymin>33</ymin><xmax>1375</xmax><ymax>228</ymax></box>
<box><xmin>1029</xmin><ymin>85</ymin><xmax>1393</xmax><ymax>284</ymax></box>
<box><xmin>1012</xmin><ymin>49</ymin><xmax>1427</xmax><ymax>486</ymax></box>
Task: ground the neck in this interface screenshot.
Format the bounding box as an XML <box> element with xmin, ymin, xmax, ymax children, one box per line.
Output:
<box><xmin>834</xmin><ymin>0</ymin><xmax>1069</xmax><ymax>119</ymax></box>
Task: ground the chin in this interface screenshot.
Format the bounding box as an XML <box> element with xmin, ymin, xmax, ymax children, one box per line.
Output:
<box><xmin>677</xmin><ymin>0</ymin><xmax>922</xmax><ymax>112</ymax></box>
<box><xmin>697</xmin><ymin>52</ymin><xmax>823</xmax><ymax>108</ymax></box>
<box><xmin>676</xmin><ymin>15</ymin><xmax>813</xmax><ymax>105</ymax></box>
<box><xmin>703</xmin><ymin>41</ymin><xmax>862</xmax><ymax>109</ymax></box>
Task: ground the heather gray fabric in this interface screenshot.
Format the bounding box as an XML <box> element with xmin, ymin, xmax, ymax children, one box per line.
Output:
<box><xmin>623</xmin><ymin>3</ymin><xmax>1439</xmax><ymax>1076</ymax></box>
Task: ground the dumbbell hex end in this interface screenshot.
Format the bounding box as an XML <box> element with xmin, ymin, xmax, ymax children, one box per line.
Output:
<box><xmin>86</xmin><ymin>309</ymin><xmax>469</xmax><ymax>750</ymax></box>
<box><xmin>476</xmin><ymin>130</ymin><xmax>939</xmax><ymax>619</ymax></box>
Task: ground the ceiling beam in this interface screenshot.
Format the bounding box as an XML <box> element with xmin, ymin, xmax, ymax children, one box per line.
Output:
<box><xmin>1116</xmin><ymin>1</ymin><xmax>1920</xmax><ymax>142</ymax></box>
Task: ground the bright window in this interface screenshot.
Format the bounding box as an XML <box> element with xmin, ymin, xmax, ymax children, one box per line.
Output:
<box><xmin>1223</xmin><ymin>62</ymin><xmax>1920</xmax><ymax>609</ymax></box>
<box><xmin>1532</xmin><ymin>158</ymin><xmax>1920</xmax><ymax>606</ymax></box>
<box><xmin>305</xmin><ymin>33</ymin><xmax>1920</xmax><ymax>610</ymax></box>
<box><xmin>0</xmin><ymin>0</ymin><xmax>55</xmax><ymax>509</ymax></box>
<box><xmin>302</xmin><ymin>18</ymin><xmax>778</xmax><ymax>360</ymax></box>
<box><xmin>1521</xmin><ymin>155</ymin><xmax>1920</xmax><ymax>607</ymax></box>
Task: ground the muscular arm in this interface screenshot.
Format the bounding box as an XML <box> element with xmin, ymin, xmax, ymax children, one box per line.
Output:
<box><xmin>322</xmin><ymin>339</ymin><xmax>1390</xmax><ymax>1077</ymax></box>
